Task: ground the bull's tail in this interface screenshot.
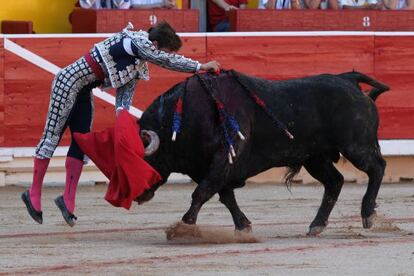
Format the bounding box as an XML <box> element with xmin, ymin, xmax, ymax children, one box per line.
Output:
<box><xmin>284</xmin><ymin>165</ymin><xmax>302</xmax><ymax>191</ymax></box>
<box><xmin>337</xmin><ymin>71</ymin><xmax>390</xmax><ymax>101</ymax></box>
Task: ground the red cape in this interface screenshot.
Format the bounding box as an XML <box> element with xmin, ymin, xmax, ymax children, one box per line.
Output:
<box><xmin>74</xmin><ymin>110</ymin><xmax>161</xmax><ymax>209</ymax></box>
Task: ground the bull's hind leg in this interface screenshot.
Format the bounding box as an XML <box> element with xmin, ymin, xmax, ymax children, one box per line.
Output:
<box><xmin>342</xmin><ymin>147</ymin><xmax>386</xmax><ymax>229</ymax></box>
<box><xmin>219</xmin><ymin>187</ymin><xmax>252</xmax><ymax>231</ymax></box>
<box><xmin>304</xmin><ymin>157</ymin><xmax>344</xmax><ymax>235</ymax></box>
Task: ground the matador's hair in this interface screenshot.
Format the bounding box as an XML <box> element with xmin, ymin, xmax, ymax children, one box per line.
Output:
<box><xmin>148</xmin><ymin>21</ymin><xmax>182</xmax><ymax>52</ymax></box>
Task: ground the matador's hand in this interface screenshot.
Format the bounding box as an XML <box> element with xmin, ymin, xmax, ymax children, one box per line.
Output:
<box><xmin>200</xmin><ymin>61</ymin><xmax>221</xmax><ymax>72</ymax></box>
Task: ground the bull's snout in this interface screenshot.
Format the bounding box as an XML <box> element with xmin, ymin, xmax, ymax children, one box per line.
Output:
<box><xmin>140</xmin><ymin>130</ymin><xmax>160</xmax><ymax>156</ymax></box>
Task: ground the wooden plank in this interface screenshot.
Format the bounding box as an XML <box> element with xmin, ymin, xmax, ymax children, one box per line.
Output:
<box><xmin>0</xmin><ymin>38</ymin><xmax>4</xmax><ymax>80</ymax></box>
<box><xmin>376</xmin><ymin>11</ymin><xmax>414</xmax><ymax>31</ymax></box>
<box><xmin>378</xmin><ymin>107</ymin><xmax>414</xmax><ymax>139</ymax></box>
<box><xmin>125</xmin><ymin>10</ymin><xmax>168</xmax><ymax>32</ymax></box>
<box><xmin>125</xmin><ymin>9</ymin><xmax>199</xmax><ymax>32</ymax></box>
<box><xmin>230</xmin><ymin>10</ymin><xmax>377</xmax><ymax>32</ymax></box>
<box><xmin>71</xmin><ymin>8</ymin><xmax>97</xmax><ymax>33</ymax></box>
<box><xmin>2</xmin><ymin>36</ymin><xmax>205</xmax><ymax>146</ymax></box>
<box><xmin>8</xmin><ymin>38</ymin><xmax>105</xmax><ymax>69</ymax></box>
<box><xmin>0</xmin><ymin>78</ymin><xmax>4</xmax><ymax>146</ymax></box>
<box><xmin>3</xmin><ymin>80</ymin><xmax>57</xmax><ymax>144</ymax></box>
<box><xmin>4</xmin><ymin>34</ymin><xmax>414</xmax><ymax>145</ymax></box>
<box><xmin>4</xmin><ymin>36</ymin><xmax>204</xmax><ymax>88</ymax></box>
<box><xmin>230</xmin><ymin>10</ymin><xmax>414</xmax><ymax>32</ymax></box>
<box><xmin>182</xmin><ymin>10</ymin><xmax>199</xmax><ymax>32</ymax></box>
<box><xmin>71</xmin><ymin>9</ymin><xmax>199</xmax><ymax>33</ymax></box>
<box><xmin>374</xmin><ymin>74</ymin><xmax>414</xmax><ymax>108</ymax></box>
<box><xmin>0</xmin><ymin>38</ymin><xmax>4</xmax><ymax>145</ymax></box>
<box><xmin>375</xmin><ymin>36</ymin><xmax>414</xmax><ymax>74</ymax></box>
<box><xmin>98</xmin><ymin>10</ymin><xmax>126</xmax><ymax>33</ymax></box>
<box><xmin>181</xmin><ymin>0</ymin><xmax>190</xmax><ymax>9</ymax></box>
<box><xmin>8</xmin><ymin>35</ymin><xmax>203</xmax><ymax>71</ymax></box>
<box><xmin>3</xmin><ymin>80</ymin><xmax>117</xmax><ymax>147</ymax></box>
<box><xmin>4</xmin><ymin>50</ymin><xmax>53</xmax><ymax>80</ymax></box>
<box><xmin>207</xmin><ymin>36</ymin><xmax>374</xmax><ymax>79</ymax></box>
<box><xmin>373</xmin><ymin>35</ymin><xmax>414</xmax><ymax>141</ymax></box>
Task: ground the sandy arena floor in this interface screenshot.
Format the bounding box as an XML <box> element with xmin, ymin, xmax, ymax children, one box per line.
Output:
<box><xmin>0</xmin><ymin>182</ymin><xmax>414</xmax><ymax>275</ymax></box>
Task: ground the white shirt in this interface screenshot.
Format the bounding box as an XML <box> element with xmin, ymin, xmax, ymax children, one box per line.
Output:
<box><xmin>258</xmin><ymin>0</ymin><xmax>291</xmax><ymax>9</ymax></box>
<box><xmin>112</xmin><ymin>0</ymin><xmax>131</xmax><ymax>9</ymax></box>
<box><xmin>79</xmin><ymin>0</ymin><xmax>101</xmax><ymax>8</ymax></box>
<box><xmin>131</xmin><ymin>0</ymin><xmax>165</xmax><ymax>8</ymax></box>
<box><xmin>80</xmin><ymin>0</ymin><xmax>131</xmax><ymax>9</ymax></box>
<box><xmin>397</xmin><ymin>0</ymin><xmax>408</xmax><ymax>9</ymax></box>
<box><xmin>339</xmin><ymin>0</ymin><xmax>378</xmax><ymax>7</ymax></box>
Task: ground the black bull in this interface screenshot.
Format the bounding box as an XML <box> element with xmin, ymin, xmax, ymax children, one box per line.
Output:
<box><xmin>136</xmin><ymin>70</ymin><xmax>389</xmax><ymax>235</ymax></box>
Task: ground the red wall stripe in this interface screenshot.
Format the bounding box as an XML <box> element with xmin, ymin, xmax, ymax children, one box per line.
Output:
<box><xmin>71</xmin><ymin>9</ymin><xmax>199</xmax><ymax>33</ymax></box>
<box><xmin>0</xmin><ymin>37</ymin><xmax>4</xmax><ymax>145</ymax></box>
<box><xmin>206</xmin><ymin>36</ymin><xmax>375</xmax><ymax>79</ymax></box>
<box><xmin>230</xmin><ymin>10</ymin><xmax>414</xmax><ymax>32</ymax></box>
<box><xmin>1</xmin><ymin>34</ymin><xmax>413</xmax><ymax>147</ymax></box>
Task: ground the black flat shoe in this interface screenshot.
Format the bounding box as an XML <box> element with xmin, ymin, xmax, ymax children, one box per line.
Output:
<box><xmin>21</xmin><ymin>190</ymin><xmax>43</xmax><ymax>224</ymax></box>
<box><xmin>54</xmin><ymin>195</ymin><xmax>77</xmax><ymax>227</ymax></box>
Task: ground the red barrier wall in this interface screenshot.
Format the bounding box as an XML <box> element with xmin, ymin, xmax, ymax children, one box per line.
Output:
<box><xmin>2</xmin><ymin>36</ymin><xmax>206</xmax><ymax>147</ymax></box>
<box><xmin>230</xmin><ymin>10</ymin><xmax>414</xmax><ymax>31</ymax></box>
<box><xmin>0</xmin><ymin>38</ymin><xmax>4</xmax><ymax>145</ymax></box>
<box><xmin>1</xmin><ymin>33</ymin><xmax>413</xmax><ymax>147</ymax></box>
<box><xmin>206</xmin><ymin>36</ymin><xmax>374</xmax><ymax>78</ymax></box>
<box><xmin>71</xmin><ymin>9</ymin><xmax>199</xmax><ymax>33</ymax></box>
<box><xmin>374</xmin><ymin>36</ymin><xmax>414</xmax><ymax>138</ymax></box>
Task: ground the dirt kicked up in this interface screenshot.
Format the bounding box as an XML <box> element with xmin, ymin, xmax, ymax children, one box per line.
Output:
<box><xmin>1</xmin><ymin>182</ymin><xmax>414</xmax><ymax>275</ymax></box>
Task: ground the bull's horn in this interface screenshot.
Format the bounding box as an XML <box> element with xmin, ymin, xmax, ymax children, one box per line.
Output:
<box><xmin>141</xmin><ymin>130</ymin><xmax>160</xmax><ymax>156</ymax></box>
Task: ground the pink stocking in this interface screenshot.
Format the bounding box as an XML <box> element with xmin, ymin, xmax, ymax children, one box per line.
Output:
<box><xmin>29</xmin><ymin>157</ymin><xmax>50</xmax><ymax>212</ymax></box>
<box><xmin>63</xmin><ymin>157</ymin><xmax>84</xmax><ymax>214</ymax></box>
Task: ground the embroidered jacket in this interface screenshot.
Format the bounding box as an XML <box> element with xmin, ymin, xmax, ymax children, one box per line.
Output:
<box><xmin>93</xmin><ymin>25</ymin><xmax>201</xmax><ymax>110</ymax></box>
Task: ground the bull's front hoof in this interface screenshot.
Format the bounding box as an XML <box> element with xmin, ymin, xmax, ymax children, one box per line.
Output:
<box><xmin>307</xmin><ymin>226</ymin><xmax>326</xmax><ymax>236</ymax></box>
<box><xmin>362</xmin><ymin>211</ymin><xmax>377</xmax><ymax>229</ymax></box>
<box><xmin>135</xmin><ymin>190</ymin><xmax>154</xmax><ymax>205</ymax></box>
<box><xmin>166</xmin><ymin>229</ymin><xmax>175</xmax><ymax>240</ymax></box>
<box><xmin>236</xmin><ymin>225</ymin><xmax>252</xmax><ymax>234</ymax></box>
<box><xmin>181</xmin><ymin>214</ymin><xmax>197</xmax><ymax>225</ymax></box>
<box><xmin>166</xmin><ymin>221</ymin><xmax>201</xmax><ymax>240</ymax></box>
<box><xmin>182</xmin><ymin>218</ymin><xmax>196</xmax><ymax>225</ymax></box>
<box><xmin>235</xmin><ymin>219</ymin><xmax>252</xmax><ymax>233</ymax></box>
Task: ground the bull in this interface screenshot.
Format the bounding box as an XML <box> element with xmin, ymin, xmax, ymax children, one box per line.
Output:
<box><xmin>137</xmin><ymin>70</ymin><xmax>389</xmax><ymax>235</ymax></box>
